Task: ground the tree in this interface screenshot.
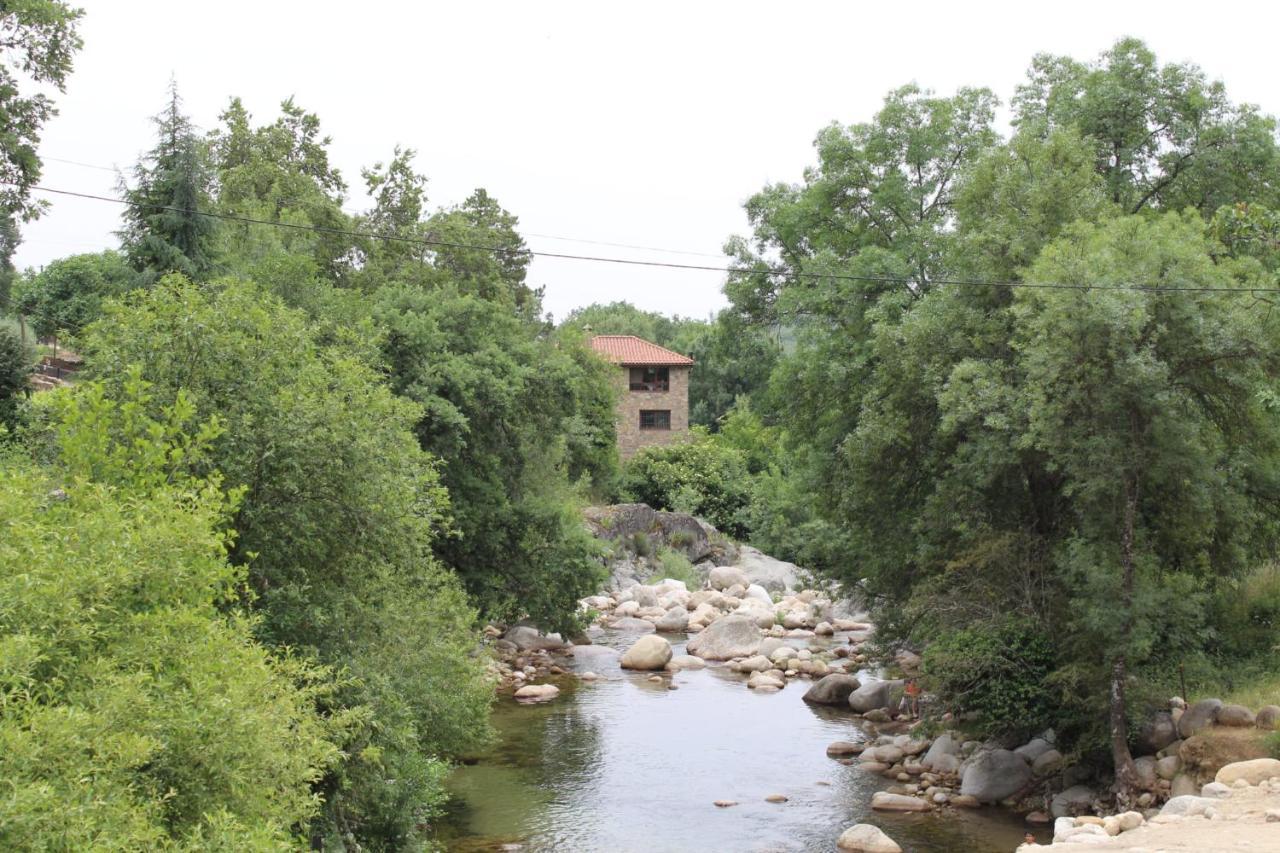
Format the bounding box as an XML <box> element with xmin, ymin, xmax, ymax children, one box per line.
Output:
<box><xmin>1012</xmin><ymin>37</ymin><xmax>1280</xmax><ymax>214</ymax></box>
<box><xmin>78</xmin><ymin>277</ymin><xmax>493</xmax><ymax>846</ymax></box>
<box><xmin>0</xmin><ymin>1</ymin><xmax>83</xmax><ymax>253</ymax></box>
<box><xmin>0</xmin><ymin>317</ymin><xmax>33</xmax><ymax>429</ymax></box>
<box><xmin>118</xmin><ymin>82</ymin><xmax>218</xmax><ymax>281</ymax></box>
<box><xmin>13</xmin><ymin>250</ymin><xmax>142</xmax><ymax>339</ymax></box>
<box><xmin>1</xmin><ymin>383</ymin><xmax>339</xmax><ymax>848</ymax></box>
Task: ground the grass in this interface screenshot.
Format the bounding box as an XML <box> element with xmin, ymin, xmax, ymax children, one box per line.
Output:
<box><xmin>646</xmin><ymin>547</ymin><xmax>699</xmax><ymax>587</ymax></box>
<box><xmin>1221</xmin><ymin>672</ymin><xmax>1280</xmax><ymax>711</ymax></box>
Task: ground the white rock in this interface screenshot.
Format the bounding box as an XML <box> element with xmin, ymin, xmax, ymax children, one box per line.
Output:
<box><xmin>619</xmin><ymin>635</ymin><xmax>673</xmax><ymax>670</ymax></box>
<box><xmin>1215</xmin><ymin>758</ymin><xmax>1280</xmax><ymax>787</ymax></box>
<box><xmin>836</xmin><ymin>823</ymin><xmax>902</xmax><ymax>852</ymax></box>
<box><xmin>513</xmin><ymin>684</ymin><xmax>559</xmax><ymax>702</ymax></box>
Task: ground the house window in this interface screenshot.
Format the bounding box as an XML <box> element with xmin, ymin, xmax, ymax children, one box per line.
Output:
<box><xmin>629</xmin><ymin>366</ymin><xmax>670</xmax><ymax>391</ymax></box>
<box><xmin>639</xmin><ymin>410</ymin><xmax>671</xmax><ymax>430</ymax></box>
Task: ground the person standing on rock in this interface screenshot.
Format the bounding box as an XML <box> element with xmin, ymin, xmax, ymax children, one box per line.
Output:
<box><xmin>902</xmin><ymin>678</ymin><xmax>921</xmax><ymax>719</ymax></box>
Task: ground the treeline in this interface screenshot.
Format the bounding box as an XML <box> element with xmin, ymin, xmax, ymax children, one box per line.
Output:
<box><xmin>0</xmin><ymin>8</ymin><xmax>623</xmax><ymax>848</ymax></box>
<box><xmin>602</xmin><ymin>39</ymin><xmax>1280</xmax><ymax>791</ymax></box>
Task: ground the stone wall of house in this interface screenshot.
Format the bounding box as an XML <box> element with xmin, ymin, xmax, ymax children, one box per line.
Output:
<box><xmin>615</xmin><ymin>365</ymin><xmax>690</xmax><ymax>460</ymax></box>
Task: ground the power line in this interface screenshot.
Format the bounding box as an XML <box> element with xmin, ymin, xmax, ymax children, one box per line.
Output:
<box><xmin>17</xmin><ymin>182</ymin><xmax>1280</xmax><ymax>296</ymax></box>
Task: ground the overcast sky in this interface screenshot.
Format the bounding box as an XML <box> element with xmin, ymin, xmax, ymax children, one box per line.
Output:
<box><xmin>15</xmin><ymin>1</ymin><xmax>1280</xmax><ymax>320</ymax></box>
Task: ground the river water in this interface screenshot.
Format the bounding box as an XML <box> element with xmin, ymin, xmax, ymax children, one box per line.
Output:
<box><xmin>438</xmin><ymin>629</ymin><xmax>1042</xmax><ymax>853</ymax></box>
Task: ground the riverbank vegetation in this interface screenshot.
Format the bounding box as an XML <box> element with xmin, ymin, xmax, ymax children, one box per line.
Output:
<box><xmin>4</xmin><ymin>4</ymin><xmax>1280</xmax><ymax>844</ymax></box>
<box><xmin>609</xmin><ymin>38</ymin><xmax>1280</xmax><ymax>794</ymax></box>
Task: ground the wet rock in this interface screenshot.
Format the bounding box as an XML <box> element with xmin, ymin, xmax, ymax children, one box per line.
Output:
<box><xmin>960</xmin><ymin>749</ymin><xmax>1033</xmax><ymax>803</ymax></box>
<box><xmin>836</xmin><ymin>823</ymin><xmax>902</xmax><ymax>852</ymax></box>
<box><xmin>747</xmin><ymin>671</ymin><xmax>785</xmax><ymax>690</ymax></box>
<box><xmin>827</xmin><ymin>741</ymin><xmax>865</xmax><ymax>757</ymax></box>
<box><xmin>815</xmin><ymin>621</ymin><xmax>835</xmax><ymax>636</ymax></box>
<box><xmin>713</xmin><ymin>799</ymin><xmax>738</xmax><ymax>808</ymax></box>
<box><xmin>921</xmin><ymin>733</ymin><xmax>959</xmax><ymax>770</ymax></box>
<box><xmin>580</xmin><ymin>671</ymin><xmax>599</xmax><ymax>681</ymax></box>
<box><xmin>803</xmin><ymin>674</ymin><xmax>862</xmax><ymax>706</ymax></box>
<box><xmin>620</xmin><ymin>635</ymin><xmax>673</xmax><ymax>670</ymax></box>
<box><xmin>733</xmin><ymin>654</ymin><xmax>774</xmax><ymax>673</ymax></box>
<box><xmin>950</xmin><ymin>794</ymin><xmax>980</xmax><ymax>808</ymax></box>
<box><xmin>870</xmin><ymin>792</ymin><xmax>930</xmax><ymax>812</ymax></box>
<box><xmin>1176</xmin><ymin>698</ymin><xmax>1222</xmax><ymax>738</ymax></box>
<box><xmin>686</xmin><ymin>614</ymin><xmax>762</xmax><ymax>660</ymax></box>
<box><xmin>513</xmin><ymin>684</ymin><xmax>559</xmax><ymax>702</ymax></box>
<box><xmin>764</xmin><ymin>794</ymin><xmax>788</xmax><ymax>803</ymax></box>
<box><xmin>611</xmin><ymin>616</ymin><xmax>656</xmax><ymax>633</ymax></box>
<box><xmin>1215</xmin><ymin>757</ymin><xmax>1280</xmax><ymax>786</ymax></box>
<box><xmin>1216</xmin><ymin>703</ymin><xmax>1256</xmax><ymax>727</ymax></box>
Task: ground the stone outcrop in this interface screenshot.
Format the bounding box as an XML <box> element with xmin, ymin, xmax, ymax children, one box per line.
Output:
<box><xmin>959</xmin><ymin>748</ymin><xmax>1033</xmax><ymax>803</ymax></box>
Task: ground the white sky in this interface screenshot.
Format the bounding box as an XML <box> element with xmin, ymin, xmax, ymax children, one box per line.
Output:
<box><xmin>15</xmin><ymin>0</ymin><xmax>1280</xmax><ymax>320</ymax></box>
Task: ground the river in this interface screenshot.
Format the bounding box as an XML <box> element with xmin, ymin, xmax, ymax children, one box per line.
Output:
<box><xmin>438</xmin><ymin>628</ymin><xmax>1044</xmax><ymax>852</ymax></box>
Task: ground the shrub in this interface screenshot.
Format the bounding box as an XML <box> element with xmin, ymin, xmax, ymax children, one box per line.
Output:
<box><xmin>1210</xmin><ymin>562</ymin><xmax>1280</xmax><ymax>659</ymax></box>
<box><xmin>0</xmin><ymin>457</ymin><xmax>338</xmax><ymax>848</ymax></box>
<box><xmin>0</xmin><ymin>319</ymin><xmax>34</xmax><ymax>430</ymax></box>
<box><xmin>622</xmin><ymin>435</ymin><xmax>750</xmax><ymax>536</ymax></box>
<box><xmin>650</xmin><ymin>547</ymin><xmax>698</xmax><ymax>587</ymax></box>
<box><xmin>628</xmin><ymin>531</ymin><xmax>652</xmax><ymax>557</ymax></box>
<box><xmin>921</xmin><ymin>618</ymin><xmax>1057</xmax><ymax>739</ymax></box>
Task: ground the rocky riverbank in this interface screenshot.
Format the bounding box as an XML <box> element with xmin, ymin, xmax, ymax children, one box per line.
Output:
<box><xmin>480</xmin><ymin>505</ymin><xmax>1280</xmax><ymax>851</ymax></box>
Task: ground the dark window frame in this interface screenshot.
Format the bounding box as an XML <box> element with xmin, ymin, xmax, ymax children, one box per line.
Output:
<box><xmin>629</xmin><ymin>366</ymin><xmax>670</xmax><ymax>392</ymax></box>
<box><xmin>639</xmin><ymin>409</ymin><xmax>671</xmax><ymax>430</ymax></box>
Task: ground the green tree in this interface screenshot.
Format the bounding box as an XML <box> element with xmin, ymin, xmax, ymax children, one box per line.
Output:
<box><xmin>78</xmin><ymin>277</ymin><xmax>493</xmax><ymax>846</ymax></box>
<box><xmin>1012</xmin><ymin>37</ymin><xmax>1280</xmax><ymax>214</ymax></box>
<box><xmin>0</xmin><ymin>317</ymin><xmax>33</xmax><ymax>429</ymax></box>
<box><xmin>0</xmin><ymin>1</ymin><xmax>83</xmax><ymax>257</ymax></box>
<box><xmin>13</xmin><ymin>250</ymin><xmax>142</xmax><ymax>339</ymax></box>
<box><xmin>1</xmin><ymin>384</ymin><xmax>339</xmax><ymax>848</ymax></box>
<box><xmin>622</xmin><ymin>435</ymin><xmax>751</xmax><ymax>537</ymax></box>
<box><xmin>118</xmin><ymin>82</ymin><xmax>218</xmax><ymax>281</ymax></box>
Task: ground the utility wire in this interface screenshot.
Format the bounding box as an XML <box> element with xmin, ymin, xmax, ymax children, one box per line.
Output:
<box><xmin>17</xmin><ymin>182</ymin><xmax>1280</xmax><ymax>296</ymax></box>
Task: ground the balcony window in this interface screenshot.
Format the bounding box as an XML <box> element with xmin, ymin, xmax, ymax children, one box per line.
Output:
<box><xmin>629</xmin><ymin>366</ymin><xmax>669</xmax><ymax>391</ymax></box>
<box><xmin>639</xmin><ymin>409</ymin><xmax>671</xmax><ymax>430</ymax></box>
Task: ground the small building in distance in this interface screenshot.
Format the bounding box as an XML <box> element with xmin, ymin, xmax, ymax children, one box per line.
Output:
<box><xmin>589</xmin><ymin>334</ymin><xmax>694</xmax><ymax>460</ymax></box>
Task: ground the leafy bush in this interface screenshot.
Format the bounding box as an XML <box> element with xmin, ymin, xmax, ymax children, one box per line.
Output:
<box><xmin>650</xmin><ymin>547</ymin><xmax>699</xmax><ymax>587</ymax></box>
<box><xmin>628</xmin><ymin>531</ymin><xmax>653</xmax><ymax>557</ymax></box>
<box><xmin>0</xmin><ymin>319</ymin><xmax>34</xmax><ymax>430</ymax></box>
<box><xmin>921</xmin><ymin>618</ymin><xmax>1057</xmax><ymax>739</ymax></box>
<box><xmin>1210</xmin><ymin>562</ymin><xmax>1280</xmax><ymax>659</ymax></box>
<box><xmin>0</xmin><ymin>454</ymin><xmax>338</xmax><ymax>847</ymax></box>
<box><xmin>13</xmin><ymin>251</ymin><xmax>142</xmax><ymax>340</ymax></box>
<box><xmin>622</xmin><ymin>435</ymin><xmax>750</xmax><ymax>536</ymax></box>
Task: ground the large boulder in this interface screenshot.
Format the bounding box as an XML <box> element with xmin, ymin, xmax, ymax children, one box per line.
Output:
<box><xmin>1014</xmin><ymin>738</ymin><xmax>1054</xmax><ymax>764</ymax></box>
<box><xmin>611</xmin><ymin>616</ymin><xmax>656</xmax><ymax>633</ymax></box>
<box><xmin>503</xmin><ymin>625</ymin><xmax>568</xmax><ymax>651</ymax></box>
<box><xmin>513</xmin><ymin>683</ymin><xmax>560</xmax><ymax>702</ymax></box>
<box><xmin>734</xmin><ymin>545</ymin><xmax>801</xmax><ymax>592</ymax></box>
<box><xmin>921</xmin><ymin>733</ymin><xmax>960</xmax><ymax>771</ymax></box>
<box><xmin>584</xmin><ymin>503</ymin><xmax>713</xmax><ymax>563</ymax></box>
<box><xmin>654</xmin><ymin>606</ymin><xmax>689</xmax><ymax>633</ymax></box>
<box><xmin>620</xmin><ymin>635</ymin><xmax>673</xmax><ymax>670</ymax></box>
<box><xmin>1137</xmin><ymin>710</ymin><xmax>1179</xmax><ymax>753</ymax></box>
<box><xmin>960</xmin><ymin>749</ymin><xmax>1033</xmax><ymax>803</ymax></box>
<box><xmin>1258</xmin><ymin>705</ymin><xmax>1280</xmax><ymax>730</ymax></box>
<box><xmin>836</xmin><ymin>824</ymin><xmax>902</xmax><ymax>852</ymax></box>
<box><xmin>847</xmin><ymin>679</ymin><xmax>905</xmax><ymax>714</ymax></box>
<box><xmin>1160</xmin><ymin>795</ymin><xmax>1216</xmax><ymax>817</ymax></box>
<box><xmin>1216</xmin><ymin>704</ymin><xmax>1256</xmax><ymax>727</ymax></box>
<box><xmin>1177</xmin><ymin>698</ymin><xmax>1223</xmax><ymax>738</ymax></box>
<box><xmin>709</xmin><ymin>565</ymin><xmax>748</xmax><ymax>591</ymax></box>
<box><xmin>803</xmin><ymin>674</ymin><xmax>862</xmax><ymax>706</ymax></box>
<box><xmin>1032</xmin><ymin>749</ymin><xmax>1063</xmax><ymax>776</ymax></box>
<box><xmin>1215</xmin><ymin>758</ymin><xmax>1280</xmax><ymax>786</ymax></box>
<box><xmin>1133</xmin><ymin>755</ymin><xmax>1158</xmax><ymax>789</ymax></box>
<box><xmin>686</xmin><ymin>614</ymin><xmax>762</xmax><ymax>660</ymax></box>
<box><xmin>743</xmin><ymin>583</ymin><xmax>773</xmax><ymax>605</ymax></box>
<box><xmin>1050</xmin><ymin>784</ymin><xmax>1095</xmax><ymax>818</ymax></box>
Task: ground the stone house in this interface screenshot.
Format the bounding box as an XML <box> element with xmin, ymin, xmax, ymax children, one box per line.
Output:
<box><xmin>589</xmin><ymin>335</ymin><xmax>693</xmax><ymax>460</ymax></box>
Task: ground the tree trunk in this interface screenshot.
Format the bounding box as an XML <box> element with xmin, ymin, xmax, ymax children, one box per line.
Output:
<box><xmin>1110</xmin><ymin>471</ymin><xmax>1141</xmax><ymax>797</ymax></box>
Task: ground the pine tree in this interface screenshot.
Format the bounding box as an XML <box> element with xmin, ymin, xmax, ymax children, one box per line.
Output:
<box><xmin>118</xmin><ymin>81</ymin><xmax>217</xmax><ymax>280</ymax></box>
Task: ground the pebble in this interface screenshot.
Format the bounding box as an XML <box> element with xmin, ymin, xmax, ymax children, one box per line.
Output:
<box><xmin>765</xmin><ymin>794</ymin><xmax>789</xmax><ymax>803</ymax></box>
<box><xmin>714</xmin><ymin>800</ymin><xmax>738</xmax><ymax>808</ymax></box>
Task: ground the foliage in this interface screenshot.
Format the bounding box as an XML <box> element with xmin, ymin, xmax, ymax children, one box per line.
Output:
<box><xmin>0</xmin><ymin>418</ymin><xmax>338</xmax><ymax>848</ymax></box>
<box><xmin>374</xmin><ymin>283</ymin><xmax>610</xmax><ymax>632</ymax></box>
<box><xmin>0</xmin><ymin>317</ymin><xmax>34</xmax><ymax>429</ymax></box>
<box><xmin>921</xmin><ymin>618</ymin><xmax>1056</xmax><ymax>739</ymax></box>
<box><xmin>118</xmin><ymin>82</ymin><xmax>219</xmax><ymax>281</ymax></box>
<box><xmin>13</xmin><ymin>250</ymin><xmax>142</xmax><ymax>338</ymax></box>
<box><xmin>622</xmin><ymin>435</ymin><xmax>750</xmax><ymax>537</ymax></box>
<box><xmin>77</xmin><ymin>277</ymin><xmax>493</xmax><ymax>846</ymax></box>
<box><xmin>0</xmin><ymin>1</ymin><xmax>83</xmax><ymax>225</ymax></box>
<box><xmin>1209</xmin><ymin>562</ymin><xmax>1280</xmax><ymax>659</ymax></box>
<box><xmin>651</xmin><ymin>547</ymin><xmax>698</xmax><ymax>587</ymax></box>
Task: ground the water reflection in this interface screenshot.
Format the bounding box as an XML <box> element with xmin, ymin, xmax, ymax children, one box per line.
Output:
<box><xmin>438</xmin><ymin>631</ymin><xmax>1037</xmax><ymax>852</ymax></box>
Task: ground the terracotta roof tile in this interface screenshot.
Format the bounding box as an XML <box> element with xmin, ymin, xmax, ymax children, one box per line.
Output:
<box><xmin>589</xmin><ymin>335</ymin><xmax>694</xmax><ymax>366</ymax></box>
